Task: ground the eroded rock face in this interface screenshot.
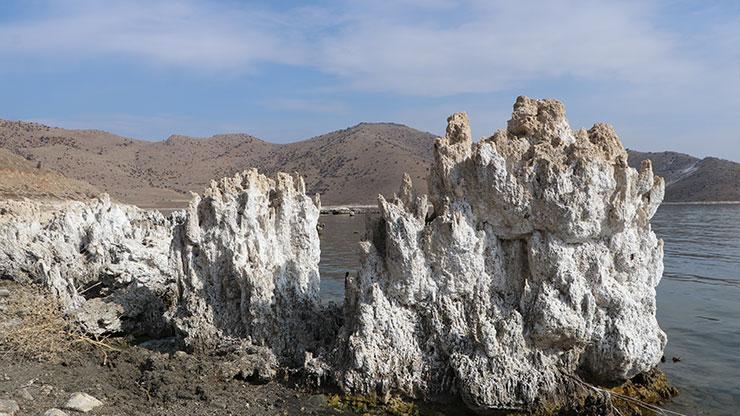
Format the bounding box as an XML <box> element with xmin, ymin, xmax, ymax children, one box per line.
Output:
<box><xmin>170</xmin><ymin>169</ymin><xmax>324</xmax><ymax>364</ymax></box>
<box><xmin>337</xmin><ymin>96</ymin><xmax>666</xmax><ymax>412</ymax></box>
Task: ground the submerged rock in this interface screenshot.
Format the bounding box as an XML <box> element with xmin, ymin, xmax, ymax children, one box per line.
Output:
<box><xmin>336</xmin><ymin>97</ymin><xmax>666</xmax><ymax>412</ymax></box>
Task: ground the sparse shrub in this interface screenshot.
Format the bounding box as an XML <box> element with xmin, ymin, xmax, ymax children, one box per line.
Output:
<box><xmin>0</xmin><ymin>283</ymin><xmax>118</xmax><ymax>363</ymax></box>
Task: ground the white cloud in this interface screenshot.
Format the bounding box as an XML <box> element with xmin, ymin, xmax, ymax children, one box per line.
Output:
<box><xmin>315</xmin><ymin>1</ymin><xmax>701</xmax><ymax>95</ymax></box>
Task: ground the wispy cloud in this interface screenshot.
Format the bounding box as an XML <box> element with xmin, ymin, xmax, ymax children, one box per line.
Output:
<box><xmin>0</xmin><ymin>0</ymin><xmax>719</xmax><ymax>94</ymax></box>
<box><xmin>0</xmin><ymin>0</ymin><xmax>303</xmax><ymax>71</ymax></box>
<box><xmin>316</xmin><ymin>1</ymin><xmax>701</xmax><ymax>95</ymax></box>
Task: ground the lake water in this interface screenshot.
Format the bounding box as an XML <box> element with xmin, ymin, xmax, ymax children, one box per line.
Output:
<box><xmin>318</xmin><ymin>204</ymin><xmax>740</xmax><ymax>415</ymax></box>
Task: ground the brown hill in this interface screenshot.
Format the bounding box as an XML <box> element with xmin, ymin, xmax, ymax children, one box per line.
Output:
<box><xmin>0</xmin><ymin>119</ymin><xmax>434</xmax><ymax>208</ymax></box>
<box><xmin>0</xmin><ymin>147</ymin><xmax>98</xmax><ymax>200</ymax></box>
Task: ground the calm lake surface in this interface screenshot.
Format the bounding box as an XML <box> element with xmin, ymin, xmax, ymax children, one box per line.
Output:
<box><xmin>318</xmin><ymin>204</ymin><xmax>740</xmax><ymax>415</ymax></box>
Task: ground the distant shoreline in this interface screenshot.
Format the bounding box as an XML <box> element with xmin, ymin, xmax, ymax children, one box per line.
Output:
<box><xmin>320</xmin><ymin>204</ymin><xmax>378</xmax><ymax>215</ymax></box>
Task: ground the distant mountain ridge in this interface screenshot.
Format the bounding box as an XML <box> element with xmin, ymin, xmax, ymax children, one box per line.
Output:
<box><xmin>0</xmin><ymin>118</ymin><xmax>737</xmax><ymax>206</ymax></box>
<box><xmin>0</xmin><ymin>119</ymin><xmax>434</xmax><ymax>207</ymax></box>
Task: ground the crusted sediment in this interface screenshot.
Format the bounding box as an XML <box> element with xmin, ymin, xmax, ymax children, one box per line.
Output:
<box><xmin>0</xmin><ymin>169</ymin><xmax>332</xmax><ymax>368</ymax></box>
<box><xmin>336</xmin><ymin>96</ymin><xmax>666</xmax><ymax>412</ymax></box>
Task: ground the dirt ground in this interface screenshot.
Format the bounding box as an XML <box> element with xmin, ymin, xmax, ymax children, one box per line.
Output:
<box><xmin>0</xmin><ymin>281</ymin><xmax>369</xmax><ymax>416</ymax></box>
<box><xmin>0</xmin><ymin>344</ymin><xmax>361</xmax><ymax>416</ymax></box>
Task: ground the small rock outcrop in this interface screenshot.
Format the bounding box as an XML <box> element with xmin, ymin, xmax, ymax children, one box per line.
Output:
<box><xmin>337</xmin><ymin>97</ymin><xmax>666</xmax><ymax>412</ymax></box>
<box><xmin>0</xmin><ymin>169</ymin><xmax>328</xmax><ymax>366</ymax></box>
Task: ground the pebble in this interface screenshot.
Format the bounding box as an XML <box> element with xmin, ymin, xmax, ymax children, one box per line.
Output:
<box><xmin>0</xmin><ymin>399</ymin><xmax>19</xmax><ymax>416</ymax></box>
<box><xmin>63</xmin><ymin>392</ymin><xmax>103</xmax><ymax>413</ymax></box>
<box><xmin>0</xmin><ymin>289</ymin><xmax>9</xmax><ymax>298</ymax></box>
<box><xmin>16</xmin><ymin>388</ymin><xmax>33</xmax><ymax>401</ymax></box>
<box><xmin>39</xmin><ymin>385</ymin><xmax>53</xmax><ymax>396</ymax></box>
<box><xmin>43</xmin><ymin>410</ymin><xmax>69</xmax><ymax>416</ymax></box>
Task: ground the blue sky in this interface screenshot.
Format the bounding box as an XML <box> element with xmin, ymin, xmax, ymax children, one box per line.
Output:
<box><xmin>0</xmin><ymin>0</ymin><xmax>738</xmax><ymax>161</ymax></box>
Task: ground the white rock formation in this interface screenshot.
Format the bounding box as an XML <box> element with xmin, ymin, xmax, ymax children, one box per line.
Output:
<box><xmin>337</xmin><ymin>97</ymin><xmax>666</xmax><ymax>412</ymax></box>
<box><xmin>0</xmin><ymin>97</ymin><xmax>667</xmax><ymax>412</ymax></box>
<box><xmin>0</xmin><ymin>169</ymin><xmax>326</xmax><ymax>363</ymax></box>
<box><xmin>168</xmin><ymin>169</ymin><xmax>323</xmax><ymax>364</ymax></box>
<box><xmin>0</xmin><ymin>196</ymin><xmax>176</xmax><ymax>336</ymax></box>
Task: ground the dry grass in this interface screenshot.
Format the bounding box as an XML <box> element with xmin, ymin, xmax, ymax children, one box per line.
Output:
<box><xmin>0</xmin><ymin>283</ymin><xmax>119</xmax><ymax>363</ymax></box>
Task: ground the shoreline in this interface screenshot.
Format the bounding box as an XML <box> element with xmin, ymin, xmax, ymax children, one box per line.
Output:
<box><xmin>319</xmin><ymin>204</ymin><xmax>379</xmax><ymax>215</ymax></box>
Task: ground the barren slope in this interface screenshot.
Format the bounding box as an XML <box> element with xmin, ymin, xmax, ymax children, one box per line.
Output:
<box><xmin>261</xmin><ymin>123</ymin><xmax>434</xmax><ymax>204</ymax></box>
<box><xmin>1</xmin><ymin>118</ymin><xmax>736</xmax><ymax>206</ymax></box>
<box><xmin>0</xmin><ymin>147</ymin><xmax>98</xmax><ymax>200</ymax></box>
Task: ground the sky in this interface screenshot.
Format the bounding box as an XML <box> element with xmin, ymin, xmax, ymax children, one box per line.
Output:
<box><xmin>0</xmin><ymin>0</ymin><xmax>738</xmax><ymax>160</ymax></box>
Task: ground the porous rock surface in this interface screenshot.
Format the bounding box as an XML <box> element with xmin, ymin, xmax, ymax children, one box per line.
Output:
<box><xmin>336</xmin><ymin>97</ymin><xmax>666</xmax><ymax>412</ymax></box>
<box><xmin>0</xmin><ymin>97</ymin><xmax>667</xmax><ymax>414</ymax></box>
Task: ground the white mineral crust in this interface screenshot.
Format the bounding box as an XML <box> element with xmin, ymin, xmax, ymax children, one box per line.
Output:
<box><xmin>0</xmin><ymin>97</ymin><xmax>667</xmax><ymax>413</ymax></box>
<box><xmin>170</xmin><ymin>169</ymin><xmax>323</xmax><ymax>364</ymax></box>
<box><xmin>0</xmin><ymin>195</ymin><xmax>175</xmax><ymax>335</ymax></box>
<box><xmin>337</xmin><ymin>96</ymin><xmax>666</xmax><ymax>411</ymax></box>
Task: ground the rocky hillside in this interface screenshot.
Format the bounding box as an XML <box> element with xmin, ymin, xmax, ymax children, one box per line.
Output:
<box><xmin>627</xmin><ymin>150</ymin><xmax>740</xmax><ymax>202</ymax></box>
<box><xmin>0</xmin><ymin>118</ymin><xmax>737</xmax><ymax>206</ymax></box>
<box><xmin>0</xmin><ymin>147</ymin><xmax>98</xmax><ymax>200</ymax></box>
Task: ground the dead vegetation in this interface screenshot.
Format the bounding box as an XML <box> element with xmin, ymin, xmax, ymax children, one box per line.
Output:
<box><xmin>0</xmin><ymin>282</ymin><xmax>118</xmax><ymax>363</ymax></box>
